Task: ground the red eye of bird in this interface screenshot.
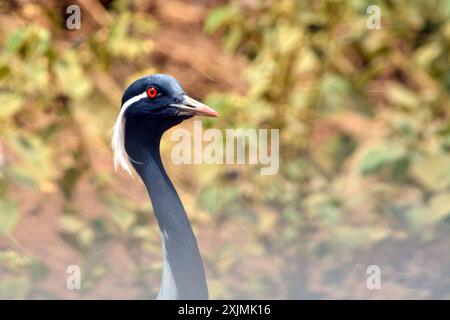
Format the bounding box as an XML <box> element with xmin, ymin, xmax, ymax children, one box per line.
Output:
<box><xmin>146</xmin><ymin>86</ymin><xmax>159</xmax><ymax>99</ymax></box>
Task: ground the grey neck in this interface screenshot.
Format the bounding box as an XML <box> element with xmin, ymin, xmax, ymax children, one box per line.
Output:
<box><xmin>125</xmin><ymin>123</ymin><xmax>208</xmax><ymax>299</ymax></box>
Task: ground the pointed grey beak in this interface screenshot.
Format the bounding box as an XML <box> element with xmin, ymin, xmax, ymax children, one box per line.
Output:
<box><xmin>170</xmin><ymin>95</ymin><xmax>218</xmax><ymax>118</ymax></box>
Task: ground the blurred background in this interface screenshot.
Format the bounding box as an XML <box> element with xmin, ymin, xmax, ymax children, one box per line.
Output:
<box><xmin>0</xmin><ymin>0</ymin><xmax>450</xmax><ymax>299</ymax></box>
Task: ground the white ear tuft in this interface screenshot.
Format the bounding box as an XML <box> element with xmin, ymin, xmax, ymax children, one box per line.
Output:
<box><xmin>111</xmin><ymin>91</ymin><xmax>148</xmax><ymax>176</ymax></box>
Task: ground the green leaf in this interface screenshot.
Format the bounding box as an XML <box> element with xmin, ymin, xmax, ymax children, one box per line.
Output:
<box><xmin>410</xmin><ymin>154</ymin><xmax>450</xmax><ymax>191</ymax></box>
<box><xmin>0</xmin><ymin>276</ymin><xmax>30</xmax><ymax>299</ymax></box>
<box><xmin>100</xmin><ymin>194</ymin><xmax>136</xmax><ymax>234</ymax></box>
<box><xmin>0</xmin><ymin>92</ymin><xmax>24</xmax><ymax>120</ymax></box>
<box><xmin>198</xmin><ymin>185</ymin><xmax>240</xmax><ymax>215</ymax></box>
<box><xmin>198</xmin><ymin>185</ymin><xmax>220</xmax><ymax>213</ymax></box>
<box><xmin>60</xmin><ymin>167</ymin><xmax>84</xmax><ymax>199</ymax></box>
<box><xmin>4</xmin><ymin>29</ymin><xmax>29</xmax><ymax>54</ymax></box>
<box><xmin>204</xmin><ymin>6</ymin><xmax>235</xmax><ymax>33</ymax></box>
<box><xmin>0</xmin><ymin>64</ymin><xmax>10</xmax><ymax>80</ymax></box>
<box><xmin>7</xmin><ymin>134</ymin><xmax>56</xmax><ymax>189</ymax></box>
<box><xmin>54</xmin><ymin>51</ymin><xmax>92</xmax><ymax>99</ymax></box>
<box><xmin>358</xmin><ymin>144</ymin><xmax>409</xmax><ymax>176</ymax></box>
<box><xmin>386</xmin><ymin>83</ymin><xmax>420</xmax><ymax>109</ymax></box>
<box><xmin>320</xmin><ymin>73</ymin><xmax>352</xmax><ymax>110</ymax></box>
<box><xmin>414</xmin><ymin>41</ymin><xmax>441</xmax><ymax>67</ymax></box>
<box><xmin>427</xmin><ymin>192</ymin><xmax>450</xmax><ymax>223</ymax></box>
<box><xmin>0</xmin><ymin>195</ymin><xmax>20</xmax><ymax>234</ymax></box>
<box><xmin>224</xmin><ymin>27</ymin><xmax>243</xmax><ymax>52</ymax></box>
<box><xmin>60</xmin><ymin>215</ymin><xmax>85</xmax><ymax>234</ymax></box>
<box><xmin>59</xmin><ymin>214</ymin><xmax>95</xmax><ymax>251</ymax></box>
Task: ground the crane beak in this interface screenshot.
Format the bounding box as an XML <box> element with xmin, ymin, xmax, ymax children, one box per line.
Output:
<box><xmin>170</xmin><ymin>95</ymin><xmax>219</xmax><ymax>118</ymax></box>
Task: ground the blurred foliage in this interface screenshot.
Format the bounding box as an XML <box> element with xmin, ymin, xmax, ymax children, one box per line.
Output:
<box><xmin>0</xmin><ymin>0</ymin><xmax>160</xmax><ymax>298</ymax></box>
<box><xmin>0</xmin><ymin>0</ymin><xmax>450</xmax><ymax>299</ymax></box>
<box><xmin>203</xmin><ymin>0</ymin><xmax>450</xmax><ymax>298</ymax></box>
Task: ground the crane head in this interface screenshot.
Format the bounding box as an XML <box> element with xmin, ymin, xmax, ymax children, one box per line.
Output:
<box><xmin>112</xmin><ymin>74</ymin><xmax>218</xmax><ymax>174</ymax></box>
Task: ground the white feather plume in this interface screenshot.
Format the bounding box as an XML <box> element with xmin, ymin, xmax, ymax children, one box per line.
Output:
<box><xmin>111</xmin><ymin>91</ymin><xmax>147</xmax><ymax>176</ymax></box>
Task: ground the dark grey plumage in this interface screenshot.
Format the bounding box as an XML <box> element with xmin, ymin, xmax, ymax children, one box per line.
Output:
<box><xmin>112</xmin><ymin>74</ymin><xmax>218</xmax><ymax>299</ymax></box>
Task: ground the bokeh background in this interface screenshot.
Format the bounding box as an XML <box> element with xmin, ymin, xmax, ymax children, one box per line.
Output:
<box><xmin>0</xmin><ymin>0</ymin><xmax>450</xmax><ymax>299</ymax></box>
